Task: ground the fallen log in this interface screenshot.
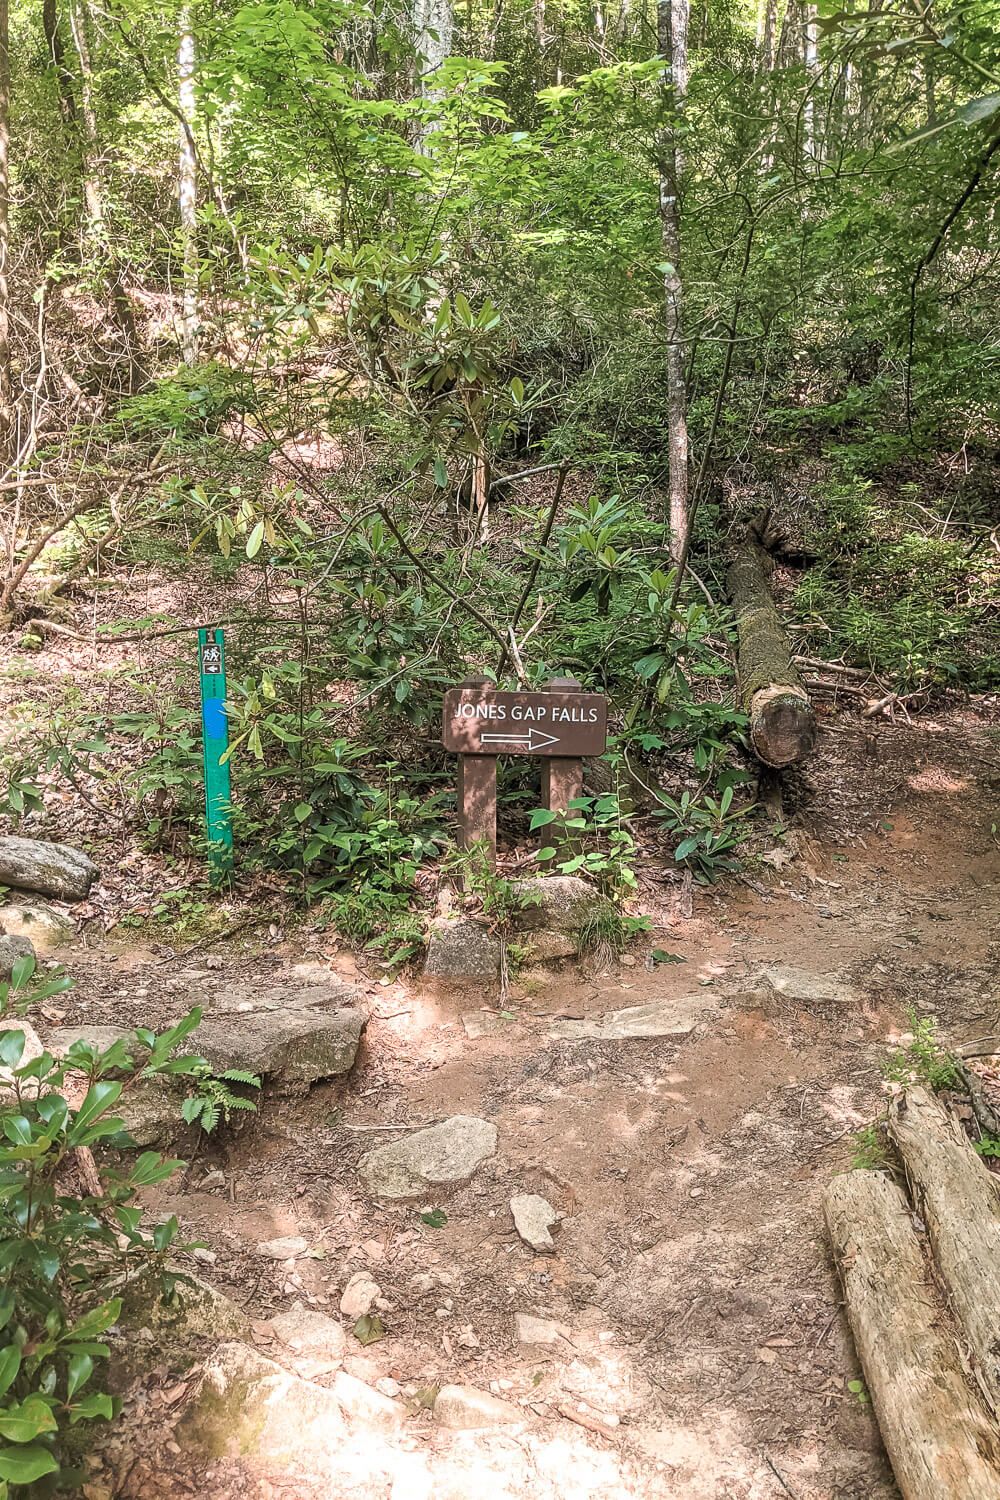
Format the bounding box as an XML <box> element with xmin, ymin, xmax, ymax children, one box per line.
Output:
<box><xmin>726</xmin><ymin>539</ymin><xmax>816</xmax><ymax>767</ymax></box>
<box><xmin>890</xmin><ymin>1086</ymin><xmax>1000</xmax><ymax>1416</ymax></box>
<box><xmin>824</xmin><ymin>1170</ymin><xmax>1000</xmax><ymax>1498</ymax></box>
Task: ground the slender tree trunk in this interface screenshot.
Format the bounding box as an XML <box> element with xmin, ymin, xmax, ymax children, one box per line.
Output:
<box><xmin>413</xmin><ymin>0</ymin><xmax>453</xmax><ymax>150</ymax></box>
<box><xmin>0</xmin><ymin>0</ymin><xmax>11</xmax><ymax>461</ymax></box>
<box><xmin>42</xmin><ymin>0</ymin><xmax>77</xmax><ymax>128</ymax></box>
<box><xmin>657</xmin><ymin>0</ymin><xmax>689</xmax><ymax>563</ymax></box>
<box><xmin>803</xmin><ymin>2</ymin><xmax>819</xmax><ymax>163</ymax></box>
<box><xmin>758</xmin><ymin>0</ymin><xmax>778</xmax><ymax>73</ymax></box>
<box><xmin>68</xmin><ymin>0</ymin><xmax>102</xmax><ymax>227</ymax></box>
<box><xmin>178</xmin><ymin>6</ymin><xmax>198</xmax><ymax>364</ymax></box>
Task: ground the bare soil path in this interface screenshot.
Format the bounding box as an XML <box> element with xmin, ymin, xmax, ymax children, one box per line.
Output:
<box><xmin>63</xmin><ymin>707</ymin><xmax>999</xmax><ymax>1499</ymax></box>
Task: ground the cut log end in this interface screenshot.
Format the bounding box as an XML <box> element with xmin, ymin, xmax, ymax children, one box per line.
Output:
<box><xmin>749</xmin><ymin>684</ymin><xmax>817</xmax><ymax>768</ymax></box>
<box><xmin>726</xmin><ymin>540</ymin><xmax>816</xmax><ymax>769</ymax></box>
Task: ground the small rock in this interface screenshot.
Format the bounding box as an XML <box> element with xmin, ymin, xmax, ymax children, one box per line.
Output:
<box><xmin>192</xmin><ymin>1248</ymin><xmax>217</xmax><ymax>1265</ymax></box>
<box><xmin>258</xmin><ymin>1235</ymin><xmax>309</xmax><ymax>1261</ymax></box>
<box><xmin>510</xmin><ymin>1193</ymin><xmax>559</xmax><ymax>1252</ymax></box>
<box><xmin>0</xmin><ymin>836</ymin><xmax>99</xmax><ymax>902</ymax></box>
<box><xmin>339</xmin><ymin>1271</ymin><xmax>381</xmax><ymax>1319</ymax></box>
<box><xmin>376</xmin><ymin>1377</ymin><xmax>401</xmax><ymax>1397</ymax></box>
<box><xmin>330</xmin><ymin>1371</ymin><xmax>404</xmax><ymax>1432</ymax></box>
<box><xmin>271</xmin><ymin>1302</ymin><xmax>346</xmax><ymax>1375</ymax></box>
<box><xmin>514</xmin><ymin>1313</ymin><xmax>570</xmax><ymax>1346</ymax></box>
<box><xmin>548</xmin><ymin>994</ymin><xmax>718</xmax><ymax>1042</ymax></box>
<box><xmin>359</xmin><ymin>1115</ymin><xmax>498</xmax><ymax>1201</ymax></box>
<box><xmin>0</xmin><ymin>932</ymin><xmax>35</xmax><ymax>980</ymax></box>
<box><xmin>689</xmin><ymin>1188</ymin><xmax>704</xmax><ymax>1199</ymax></box>
<box><xmin>434</xmin><ymin>1384</ymin><xmax>524</xmax><ymax>1430</ymax></box>
<box><xmin>425</xmin><ymin>918</ymin><xmax>499</xmax><ymax>981</ymax></box>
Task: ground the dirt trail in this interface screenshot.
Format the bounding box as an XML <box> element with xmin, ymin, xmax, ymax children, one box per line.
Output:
<box><xmin>72</xmin><ymin>709</ymin><xmax>999</xmax><ymax>1499</ymax></box>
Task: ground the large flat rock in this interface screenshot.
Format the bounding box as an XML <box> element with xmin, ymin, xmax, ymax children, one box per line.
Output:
<box><xmin>45</xmin><ymin>995</ymin><xmax>368</xmax><ymax>1101</ymax></box>
<box><xmin>0</xmin><ymin>837</ymin><xmax>98</xmax><ymax>902</ymax></box>
<box><xmin>359</xmin><ymin>1115</ymin><xmax>498</xmax><ymax>1200</ymax></box>
<box><xmin>548</xmin><ymin>993</ymin><xmax>718</xmax><ymax>1041</ymax></box>
<box><xmin>196</xmin><ymin>1004</ymin><xmax>367</xmax><ymax>1092</ymax></box>
<box><xmin>749</xmin><ymin>965</ymin><xmax>861</xmax><ymax>1009</ymax></box>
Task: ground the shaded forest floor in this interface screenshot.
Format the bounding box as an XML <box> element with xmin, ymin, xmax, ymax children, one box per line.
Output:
<box><xmin>44</xmin><ymin>702</ymin><xmax>998</xmax><ymax>1499</ymax></box>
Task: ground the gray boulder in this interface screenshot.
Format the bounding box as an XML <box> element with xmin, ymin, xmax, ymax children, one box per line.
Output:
<box><xmin>46</xmin><ymin>995</ymin><xmax>368</xmax><ymax>1086</ymax></box>
<box><xmin>0</xmin><ymin>837</ymin><xmax>98</xmax><ymax>902</ymax></box>
<box><xmin>0</xmin><ymin>901</ymin><xmax>74</xmax><ymax>952</ymax></box>
<box><xmin>195</xmin><ymin>1004</ymin><xmax>367</xmax><ymax>1093</ymax></box>
<box><xmin>0</xmin><ymin>932</ymin><xmax>35</xmax><ymax>980</ymax></box>
<box><xmin>359</xmin><ymin>1115</ymin><xmax>498</xmax><ymax>1200</ymax></box>
<box><xmin>117</xmin><ymin>1272</ymin><xmax>251</xmax><ymax>1381</ymax></box>
<box><xmin>425</xmin><ymin>916</ymin><xmax>499</xmax><ymax>981</ymax></box>
<box><xmin>508</xmin><ymin>876</ymin><xmax>613</xmax><ymax>935</ymax></box>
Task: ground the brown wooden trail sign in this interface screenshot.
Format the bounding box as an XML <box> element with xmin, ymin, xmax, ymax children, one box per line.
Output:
<box><xmin>442</xmin><ymin>677</ymin><xmax>608</xmax><ymax>866</ymax></box>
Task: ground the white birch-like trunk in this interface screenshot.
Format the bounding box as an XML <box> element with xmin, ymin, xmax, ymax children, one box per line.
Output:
<box><xmin>414</xmin><ymin>0</ymin><xmax>453</xmax><ymax>150</ymax></box>
<box><xmin>178</xmin><ymin>7</ymin><xmax>198</xmax><ymax>364</ymax></box>
<box><xmin>658</xmin><ymin>0</ymin><xmax>689</xmax><ymax>563</ymax></box>
<box><xmin>803</xmin><ymin>2</ymin><xmax>819</xmax><ymax>164</ymax></box>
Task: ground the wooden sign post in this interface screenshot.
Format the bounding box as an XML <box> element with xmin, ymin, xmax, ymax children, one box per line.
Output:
<box><xmin>442</xmin><ymin>676</ymin><xmax>608</xmax><ymax>868</ymax></box>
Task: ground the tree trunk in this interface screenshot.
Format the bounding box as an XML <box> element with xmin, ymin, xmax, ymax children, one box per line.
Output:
<box><xmin>68</xmin><ymin>0</ymin><xmax>102</xmax><ymax>226</ymax></box>
<box><xmin>758</xmin><ymin>0</ymin><xmax>779</xmax><ymax>73</ymax></box>
<box><xmin>657</xmin><ymin>0</ymin><xmax>689</xmax><ymax>564</ymax></box>
<box><xmin>42</xmin><ymin>0</ymin><xmax>77</xmax><ymax>128</ymax></box>
<box><xmin>178</xmin><ymin>6</ymin><xmax>198</xmax><ymax>365</ymax></box>
<box><xmin>0</xmin><ymin>0</ymin><xmax>10</xmax><ymax>463</ymax></box>
<box><xmin>803</xmin><ymin>1</ymin><xmax>819</xmax><ymax>162</ymax></box>
<box><xmin>726</xmin><ymin>537</ymin><xmax>815</xmax><ymax>766</ymax></box>
<box><xmin>889</xmin><ymin>1087</ymin><xmax>1000</xmax><ymax>1417</ymax></box>
<box><xmin>824</xmin><ymin>1170</ymin><xmax>1000</xmax><ymax>1499</ymax></box>
<box><xmin>413</xmin><ymin>0</ymin><xmax>453</xmax><ymax>149</ymax></box>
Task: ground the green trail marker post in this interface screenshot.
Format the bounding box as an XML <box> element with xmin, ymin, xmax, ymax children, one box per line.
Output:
<box><xmin>198</xmin><ymin>627</ymin><xmax>234</xmax><ymax>882</ymax></box>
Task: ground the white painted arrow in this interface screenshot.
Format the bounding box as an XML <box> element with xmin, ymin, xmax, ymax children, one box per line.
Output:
<box><xmin>479</xmin><ymin>728</ymin><xmax>560</xmax><ymax>751</ymax></box>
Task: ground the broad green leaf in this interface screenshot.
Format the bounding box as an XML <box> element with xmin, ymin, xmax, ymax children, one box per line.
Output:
<box><xmin>0</xmin><ymin>1348</ymin><xmax>20</xmax><ymax>1400</ymax></box>
<box><xmin>246</xmin><ymin>520</ymin><xmax>266</xmax><ymax>559</ymax></box>
<box><xmin>0</xmin><ymin>1444</ymin><xmax>58</xmax><ymax>1484</ymax></box>
<box><xmin>68</xmin><ymin>1082</ymin><xmax>123</xmax><ymax>1144</ymax></box>
<box><xmin>0</xmin><ymin>1398</ymin><xmax>57</xmax><ymax>1444</ymax></box>
<box><xmin>67</xmin><ymin>1353</ymin><xmax>94</xmax><ymax>1400</ymax></box>
<box><xmin>0</xmin><ymin>1033</ymin><xmax>24</xmax><ymax>1069</ymax></box>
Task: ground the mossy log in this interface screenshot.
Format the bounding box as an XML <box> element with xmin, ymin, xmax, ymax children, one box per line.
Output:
<box><xmin>889</xmin><ymin>1086</ymin><xmax>1000</xmax><ymax>1416</ymax></box>
<box><xmin>726</xmin><ymin>540</ymin><xmax>816</xmax><ymax>767</ymax></box>
<box><xmin>824</xmin><ymin>1170</ymin><xmax>1000</xmax><ymax>1499</ymax></box>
